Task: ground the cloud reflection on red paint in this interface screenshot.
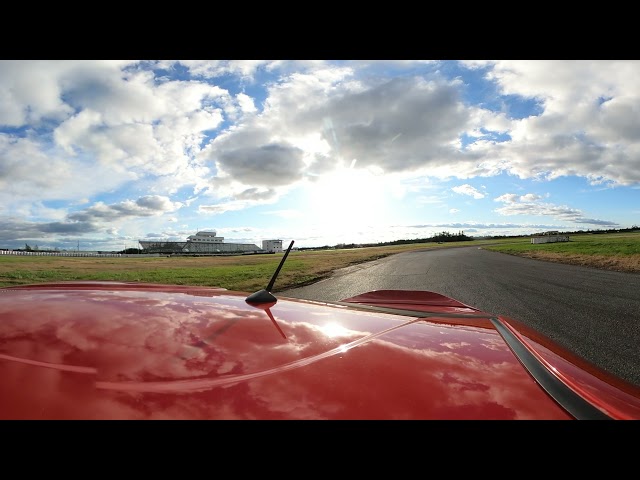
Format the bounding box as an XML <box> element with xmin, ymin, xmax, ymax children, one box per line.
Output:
<box><xmin>0</xmin><ymin>288</ymin><xmax>572</xmax><ymax>419</ymax></box>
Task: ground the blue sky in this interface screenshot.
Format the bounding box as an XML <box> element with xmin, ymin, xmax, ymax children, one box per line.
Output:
<box><xmin>0</xmin><ymin>60</ymin><xmax>638</xmax><ymax>250</ymax></box>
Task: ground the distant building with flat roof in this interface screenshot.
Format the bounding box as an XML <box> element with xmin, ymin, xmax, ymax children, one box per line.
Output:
<box><xmin>531</xmin><ymin>234</ymin><xmax>570</xmax><ymax>244</ymax></box>
<box><xmin>139</xmin><ymin>230</ymin><xmax>262</xmax><ymax>254</ymax></box>
<box><xmin>262</xmin><ymin>239</ymin><xmax>283</xmax><ymax>253</ymax></box>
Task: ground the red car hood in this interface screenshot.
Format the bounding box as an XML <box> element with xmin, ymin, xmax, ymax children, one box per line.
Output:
<box><xmin>0</xmin><ymin>281</ymin><xmax>639</xmax><ymax>420</ymax></box>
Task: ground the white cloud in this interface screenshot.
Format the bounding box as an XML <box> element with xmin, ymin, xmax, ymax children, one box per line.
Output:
<box><xmin>0</xmin><ymin>134</ymin><xmax>130</xmax><ymax>208</ymax></box>
<box><xmin>452</xmin><ymin>184</ymin><xmax>485</xmax><ymax>199</ymax></box>
<box><xmin>174</xmin><ymin>60</ymin><xmax>274</xmax><ymax>80</ymax></box>
<box><xmin>51</xmin><ymin>76</ymin><xmax>227</xmax><ymax>177</ymax></box>
<box><xmin>0</xmin><ymin>61</ymin><xmax>101</xmax><ymax>126</ymax></box>
<box><xmin>68</xmin><ymin>196</ymin><xmax>183</xmax><ymax>223</ymax></box>
<box><xmin>466</xmin><ymin>60</ymin><xmax>640</xmax><ymax>186</ymax></box>
<box><xmin>519</xmin><ymin>193</ymin><xmax>542</xmax><ymax>202</ymax></box>
<box><xmin>198</xmin><ymin>68</ymin><xmax>514</xmax><ymax>208</ymax></box>
<box><xmin>196</xmin><ymin>185</ymin><xmax>282</xmax><ymax>215</ymax></box>
<box><xmin>1</xmin><ymin>60</ymin><xmax>638</xmax><ymax>250</ymax></box>
<box><xmin>236</xmin><ymin>93</ymin><xmax>257</xmax><ymax>113</ymax></box>
<box><xmin>493</xmin><ymin>191</ymin><xmax>617</xmax><ymax>226</ymax></box>
<box><xmin>494</xmin><ymin>193</ymin><xmax>519</xmax><ymax>203</ymax></box>
<box><xmin>0</xmin><ymin>60</ymin><xmax>236</xmax><ymax>226</ymax></box>
<box><xmin>213</xmin><ymin>142</ymin><xmax>306</xmax><ymax>187</ymax></box>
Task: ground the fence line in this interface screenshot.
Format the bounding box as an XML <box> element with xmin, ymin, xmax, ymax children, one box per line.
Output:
<box><xmin>0</xmin><ymin>250</ymin><xmax>156</xmax><ymax>257</ymax></box>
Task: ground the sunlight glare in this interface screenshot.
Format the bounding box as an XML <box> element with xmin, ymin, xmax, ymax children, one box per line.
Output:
<box><xmin>305</xmin><ymin>164</ymin><xmax>391</xmax><ymax>233</ymax></box>
<box><xmin>320</xmin><ymin>322</ymin><xmax>350</xmax><ymax>338</ymax></box>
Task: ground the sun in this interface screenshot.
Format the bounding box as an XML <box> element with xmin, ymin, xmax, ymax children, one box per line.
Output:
<box><xmin>304</xmin><ymin>165</ymin><xmax>392</xmax><ymax>233</ymax></box>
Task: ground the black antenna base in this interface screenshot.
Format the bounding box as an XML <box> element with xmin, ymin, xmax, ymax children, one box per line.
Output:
<box><xmin>244</xmin><ymin>240</ymin><xmax>294</xmax><ymax>304</ymax></box>
<box><xmin>245</xmin><ymin>289</ymin><xmax>277</xmax><ymax>304</ymax></box>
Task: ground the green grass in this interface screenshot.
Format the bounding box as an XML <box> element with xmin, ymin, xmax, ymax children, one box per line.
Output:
<box><xmin>482</xmin><ymin>232</ymin><xmax>640</xmax><ymax>274</ymax></box>
<box><xmin>0</xmin><ymin>244</ymin><xmax>435</xmax><ymax>291</ymax></box>
<box><xmin>2</xmin><ymin>233</ymin><xmax>638</xmax><ymax>291</ymax></box>
<box><xmin>0</xmin><ymin>257</ymin><xmax>316</xmax><ymax>292</ymax></box>
<box><xmin>485</xmin><ymin>232</ymin><xmax>640</xmax><ymax>256</ymax></box>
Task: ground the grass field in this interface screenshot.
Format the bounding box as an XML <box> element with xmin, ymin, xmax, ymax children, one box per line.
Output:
<box><xmin>1</xmin><ymin>233</ymin><xmax>638</xmax><ymax>292</ymax></box>
<box><xmin>0</xmin><ymin>241</ymin><xmax>484</xmax><ymax>291</ymax></box>
<box><xmin>483</xmin><ymin>232</ymin><xmax>640</xmax><ymax>273</ymax></box>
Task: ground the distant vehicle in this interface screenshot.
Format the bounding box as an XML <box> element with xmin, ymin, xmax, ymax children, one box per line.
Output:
<box><xmin>1</xmin><ymin>241</ymin><xmax>639</xmax><ymax>419</ymax></box>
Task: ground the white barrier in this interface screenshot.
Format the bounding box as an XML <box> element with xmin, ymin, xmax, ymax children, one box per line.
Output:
<box><xmin>530</xmin><ymin>235</ymin><xmax>570</xmax><ymax>244</ymax></box>
<box><xmin>0</xmin><ymin>250</ymin><xmax>124</xmax><ymax>257</ymax></box>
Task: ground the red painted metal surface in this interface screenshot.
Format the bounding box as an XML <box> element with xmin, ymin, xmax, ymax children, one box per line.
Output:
<box><xmin>342</xmin><ymin>289</ymin><xmax>640</xmax><ymax>419</ymax></box>
<box><xmin>0</xmin><ymin>282</ymin><xmax>638</xmax><ymax>419</ymax></box>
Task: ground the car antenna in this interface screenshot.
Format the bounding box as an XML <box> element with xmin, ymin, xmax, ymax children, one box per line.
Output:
<box><xmin>245</xmin><ymin>240</ymin><xmax>295</xmax><ymax>304</ymax></box>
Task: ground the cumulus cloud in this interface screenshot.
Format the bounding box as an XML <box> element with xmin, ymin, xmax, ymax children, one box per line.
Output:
<box><xmin>0</xmin><ymin>217</ymin><xmax>99</xmax><ymax>242</ymax></box>
<box><xmin>197</xmin><ymin>187</ymin><xmax>281</xmax><ymax>216</ymax></box>
<box><xmin>164</xmin><ymin>60</ymin><xmax>335</xmax><ymax>82</ymax></box>
<box><xmin>215</xmin><ymin>143</ymin><xmax>306</xmax><ymax>187</ymax></box>
<box><xmin>234</xmin><ymin>188</ymin><xmax>277</xmax><ymax>201</ymax></box>
<box><xmin>1</xmin><ymin>60</ymin><xmax>637</xmax><ymax>250</ymax></box>
<box><xmin>0</xmin><ymin>60</ymin><xmax>232</xmax><ymax>217</ymax></box>
<box><xmin>171</xmin><ymin>60</ymin><xmax>274</xmax><ymax>80</ymax></box>
<box><xmin>197</xmin><ymin>68</ymin><xmax>513</xmax><ymax>206</ymax></box>
<box><xmin>494</xmin><ymin>193</ymin><xmax>519</xmax><ymax>203</ymax></box>
<box><xmin>52</xmin><ymin>75</ymin><xmax>228</xmax><ymax>176</ymax></box>
<box><xmin>464</xmin><ymin>60</ymin><xmax>640</xmax><ymax>186</ymax></box>
<box><xmin>0</xmin><ymin>134</ymin><xmax>130</xmax><ymax>208</ymax></box>
<box><xmin>519</xmin><ymin>193</ymin><xmax>542</xmax><ymax>202</ymax></box>
<box><xmin>68</xmin><ymin>196</ymin><xmax>182</xmax><ymax>223</ymax></box>
<box><xmin>0</xmin><ymin>61</ymin><xmax>130</xmax><ymax>127</ymax></box>
<box><xmin>294</xmin><ymin>76</ymin><xmax>494</xmax><ymax>176</ymax></box>
<box><xmin>452</xmin><ymin>184</ymin><xmax>485</xmax><ymax>199</ymax></box>
<box><xmin>236</xmin><ymin>93</ymin><xmax>257</xmax><ymax>113</ymax></box>
<box><xmin>494</xmin><ymin>192</ymin><xmax>618</xmax><ymax>226</ymax></box>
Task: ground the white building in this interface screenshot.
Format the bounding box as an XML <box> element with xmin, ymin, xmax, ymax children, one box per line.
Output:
<box><xmin>262</xmin><ymin>239</ymin><xmax>283</xmax><ymax>253</ymax></box>
<box><xmin>139</xmin><ymin>230</ymin><xmax>261</xmax><ymax>254</ymax></box>
<box><xmin>186</xmin><ymin>231</ymin><xmax>224</xmax><ymax>243</ymax></box>
<box><xmin>531</xmin><ymin>235</ymin><xmax>570</xmax><ymax>244</ymax></box>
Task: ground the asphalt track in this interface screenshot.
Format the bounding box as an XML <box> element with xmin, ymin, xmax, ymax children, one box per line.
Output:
<box><xmin>281</xmin><ymin>246</ymin><xmax>640</xmax><ymax>387</ymax></box>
